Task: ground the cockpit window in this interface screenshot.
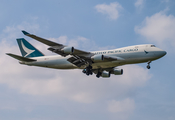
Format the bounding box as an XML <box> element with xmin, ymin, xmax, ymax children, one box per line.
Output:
<box><xmin>151</xmin><ymin>45</ymin><xmax>156</xmax><ymax>47</ymax></box>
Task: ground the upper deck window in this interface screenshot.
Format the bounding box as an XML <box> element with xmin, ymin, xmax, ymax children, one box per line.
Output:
<box><xmin>151</xmin><ymin>45</ymin><xmax>156</xmax><ymax>47</ymax></box>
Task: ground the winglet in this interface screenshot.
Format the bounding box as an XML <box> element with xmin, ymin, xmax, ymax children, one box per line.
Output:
<box><xmin>22</xmin><ymin>30</ymin><xmax>30</xmax><ymax>35</ymax></box>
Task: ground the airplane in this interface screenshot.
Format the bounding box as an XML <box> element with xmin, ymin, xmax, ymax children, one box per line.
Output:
<box><xmin>6</xmin><ymin>30</ymin><xmax>167</xmax><ymax>78</ymax></box>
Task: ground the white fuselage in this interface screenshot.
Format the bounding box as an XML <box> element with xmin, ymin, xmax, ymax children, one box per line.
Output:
<box><xmin>20</xmin><ymin>44</ymin><xmax>166</xmax><ymax>69</ymax></box>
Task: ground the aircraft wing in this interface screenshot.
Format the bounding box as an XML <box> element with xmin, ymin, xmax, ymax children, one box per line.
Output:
<box><xmin>22</xmin><ymin>30</ymin><xmax>94</xmax><ymax>67</ymax></box>
<box><xmin>22</xmin><ymin>30</ymin><xmax>124</xmax><ymax>68</ymax></box>
<box><xmin>22</xmin><ymin>31</ymin><xmax>64</xmax><ymax>47</ymax></box>
<box><xmin>22</xmin><ymin>31</ymin><xmax>91</xmax><ymax>57</ymax></box>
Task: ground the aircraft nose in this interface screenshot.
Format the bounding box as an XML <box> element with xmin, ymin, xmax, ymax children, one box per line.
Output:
<box><xmin>162</xmin><ymin>51</ymin><xmax>167</xmax><ymax>56</ymax></box>
<box><xmin>154</xmin><ymin>50</ymin><xmax>167</xmax><ymax>57</ymax></box>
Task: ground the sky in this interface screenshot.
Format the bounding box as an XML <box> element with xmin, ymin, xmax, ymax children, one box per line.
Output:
<box><xmin>0</xmin><ymin>0</ymin><xmax>175</xmax><ymax>120</ymax></box>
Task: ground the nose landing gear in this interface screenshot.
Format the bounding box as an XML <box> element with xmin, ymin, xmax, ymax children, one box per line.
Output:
<box><xmin>147</xmin><ymin>61</ymin><xmax>151</xmax><ymax>69</ymax></box>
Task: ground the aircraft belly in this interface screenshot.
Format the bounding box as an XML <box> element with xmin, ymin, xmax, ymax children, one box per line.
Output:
<box><xmin>118</xmin><ymin>52</ymin><xmax>157</xmax><ymax>64</ymax></box>
<box><xmin>92</xmin><ymin>61</ymin><xmax>124</xmax><ymax>69</ymax></box>
<box><xmin>124</xmin><ymin>55</ymin><xmax>158</xmax><ymax>64</ymax></box>
<box><xmin>47</xmin><ymin>59</ymin><xmax>76</xmax><ymax>69</ymax></box>
<box><xmin>26</xmin><ymin>57</ymin><xmax>77</xmax><ymax>69</ymax></box>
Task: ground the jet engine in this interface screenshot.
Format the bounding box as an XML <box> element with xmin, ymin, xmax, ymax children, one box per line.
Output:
<box><xmin>113</xmin><ymin>69</ymin><xmax>123</xmax><ymax>75</ymax></box>
<box><xmin>91</xmin><ymin>55</ymin><xmax>104</xmax><ymax>62</ymax></box>
<box><xmin>61</xmin><ymin>47</ymin><xmax>74</xmax><ymax>54</ymax></box>
<box><xmin>101</xmin><ymin>71</ymin><xmax>110</xmax><ymax>78</ymax></box>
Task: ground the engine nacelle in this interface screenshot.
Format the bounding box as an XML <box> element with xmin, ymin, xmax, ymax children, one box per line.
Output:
<box><xmin>61</xmin><ymin>47</ymin><xmax>74</xmax><ymax>54</ymax></box>
<box><xmin>113</xmin><ymin>69</ymin><xmax>123</xmax><ymax>75</ymax></box>
<box><xmin>91</xmin><ymin>55</ymin><xmax>104</xmax><ymax>62</ymax></box>
<box><xmin>101</xmin><ymin>71</ymin><xmax>110</xmax><ymax>78</ymax></box>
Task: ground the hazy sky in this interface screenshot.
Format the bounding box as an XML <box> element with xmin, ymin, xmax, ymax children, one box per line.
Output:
<box><xmin>0</xmin><ymin>0</ymin><xmax>175</xmax><ymax>120</ymax></box>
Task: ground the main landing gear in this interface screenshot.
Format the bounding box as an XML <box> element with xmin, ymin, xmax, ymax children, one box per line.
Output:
<box><xmin>96</xmin><ymin>72</ymin><xmax>101</xmax><ymax>78</ymax></box>
<box><xmin>82</xmin><ymin>65</ymin><xmax>93</xmax><ymax>76</ymax></box>
<box><xmin>147</xmin><ymin>61</ymin><xmax>151</xmax><ymax>69</ymax></box>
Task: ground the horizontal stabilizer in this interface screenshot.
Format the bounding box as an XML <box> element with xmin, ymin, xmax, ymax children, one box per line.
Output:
<box><xmin>6</xmin><ymin>53</ymin><xmax>37</xmax><ymax>62</ymax></box>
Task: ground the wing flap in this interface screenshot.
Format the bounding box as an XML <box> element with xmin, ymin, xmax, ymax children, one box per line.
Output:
<box><xmin>6</xmin><ymin>53</ymin><xmax>37</xmax><ymax>62</ymax></box>
<box><xmin>67</xmin><ymin>55</ymin><xmax>90</xmax><ymax>67</ymax></box>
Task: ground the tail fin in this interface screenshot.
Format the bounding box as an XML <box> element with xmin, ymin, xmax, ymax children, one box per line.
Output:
<box><xmin>16</xmin><ymin>38</ymin><xmax>44</xmax><ymax>58</ymax></box>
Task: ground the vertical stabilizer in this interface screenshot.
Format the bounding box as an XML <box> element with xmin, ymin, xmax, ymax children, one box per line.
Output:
<box><xmin>16</xmin><ymin>38</ymin><xmax>44</xmax><ymax>58</ymax></box>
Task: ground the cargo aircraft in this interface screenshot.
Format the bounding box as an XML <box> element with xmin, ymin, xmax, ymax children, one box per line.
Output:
<box><xmin>6</xmin><ymin>31</ymin><xmax>166</xmax><ymax>78</ymax></box>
